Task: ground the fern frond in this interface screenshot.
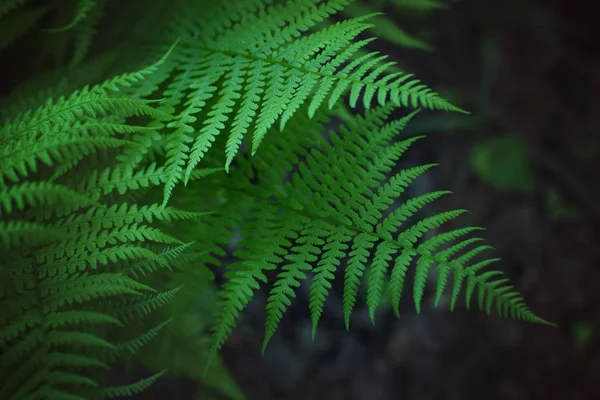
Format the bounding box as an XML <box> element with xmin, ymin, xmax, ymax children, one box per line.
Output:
<box><xmin>157</xmin><ymin>0</ymin><xmax>463</xmax><ymax>206</ymax></box>
<box><xmin>210</xmin><ymin>262</ymin><xmax>269</xmax><ymax>355</ymax></box>
<box><xmin>343</xmin><ymin>2</ymin><xmax>432</xmax><ymax>50</ymax></box>
<box><xmin>115</xmin><ymin>318</ymin><xmax>172</xmax><ymax>355</ymax></box>
<box><xmin>44</xmin><ymin>310</ymin><xmax>124</xmax><ymax>329</ymax></box>
<box><xmin>114</xmin><ymin>287</ymin><xmax>183</xmax><ymax>323</ymax></box>
<box><xmin>0</xmin><ymin>181</ymin><xmax>98</xmax><ymax>218</ymax></box>
<box><xmin>0</xmin><ymin>220</ymin><xmax>61</xmax><ymax>248</ymax></box>
<box><xmin>1</xmin><ymin>1</ymin><xmax>551</xmax><ymax>397</ymax></box>
<box><xmin>54</xmin><ymin>202</ymin><xmax>210</xmax><ymax>232</ymax></box>
<box><xmin>200</xmin><ymin>105</ymin><xmax>551</xmax><ymax>356</ymax></box>
<box><xmin>41</xmin><ymin>273</ymin><xmax>153</xmax><ymax>311</ymax></box>
<box><xmin>100</xmin><ymin>370</ymin><xmax>166</xmax><ymax>399</ymax></box>
<box><xmin>46</xmin><ymin>331</ymin><xmax>115</xmax><ymax>350</ymax></box>
<box><xmin>126</xmin><ymin>242</ymin><xmax>197</xmax><ymax>279</ymax></box>
<box><xmin>70</xmin><ymin>0</ymin><xmax>106</xmax><ymax>66</ymax></box>
<box><xmin>47</xmin><ymin>0</ymin><xmax>98</xmax><ymax>32</ymax></box>
<box><xmin>0</xmin><ymin>31</ymin><xmax>213</xmax><ymax>400</ymax></box>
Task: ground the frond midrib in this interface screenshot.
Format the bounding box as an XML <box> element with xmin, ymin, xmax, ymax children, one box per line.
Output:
<box><xmin>0</xmin><ymin>93</ymin><xmax>104</xmax><ymax>144</ymax></box>
<box><xmin>187</xmin><ymin>43</ymin><xmax>454</xmax><ymax>106</ymax></box>
<box><xmin>216</xmin><ymin>182</ymin><xmax>534</xmax><ymax>320</ymax></box>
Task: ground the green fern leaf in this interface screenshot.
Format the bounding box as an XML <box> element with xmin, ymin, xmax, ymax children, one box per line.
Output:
<box><xmin>155</xmin><ymin>0</ymin><xmax>463</xmax><ymax>206</ymax></box>
<box><xmin>197</xmin><ymin>105</ymin><xmax>551</xmax><ymax>354</ymax></box>
<box><xmin>100</xmin><ymin>370</ymin><xmax>166</xmax><ymax>399</ymax></box>
<box><xmin>115</xmin><ymin>318</ymin><xmax>172</xmax><ymax>355</ymax></box>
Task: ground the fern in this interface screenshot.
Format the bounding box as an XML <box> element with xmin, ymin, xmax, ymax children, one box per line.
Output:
<box><xmin>0</xmin><ymin>51</ymin><xmax>210</xmax><ymax>398</ymax></box>
<box><xmin>176</xmin><ymin>104</ymin><xmax>552</xmax><ymax>359</ymax></box>
<box><xmin>341</xmin><ymin>0</ymin><xmax>445</xmax><ymax>50</ymax></box>
<box><xmin>141</xmin><ymin>0</ymin><xmax>464</xmax><ymax>206</ymax></box>
<box><xmin>47</xmin><ymin>0</ymin><xmax>100</xmax><ymax>32</ymax></box>
<box><xmin>100</xmin><ymin>370</ymin><xmax>167</xmax><ymax>398</ymax></box>
<box><xmin>1</xmin><ymin>0</ymin><xmax>554</xmax><ymax>398</ymax></box>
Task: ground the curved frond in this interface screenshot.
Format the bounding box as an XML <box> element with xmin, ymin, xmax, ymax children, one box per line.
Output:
<box><xmin>198</xmin><ymin>105</ymin><xmax>551</xmax><ymax>356</ymax></box>
<box><xmin>157</xmin><ymin>0</ymin><xmax>463</xmax><ymax>206</ymax></box>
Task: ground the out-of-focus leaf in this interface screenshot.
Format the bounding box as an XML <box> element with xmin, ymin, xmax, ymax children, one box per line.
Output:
<box><xmin>470</xmin><ymin>135</ymin><xmax>534</xmax><ymax>192</ymax></box>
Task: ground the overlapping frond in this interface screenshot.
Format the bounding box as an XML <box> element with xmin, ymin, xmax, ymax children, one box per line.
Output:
<box><xmin>0</xmin><ymin>56</ymin><xmax>207</xmax><ymax>399</ymax></box>
<box><xmin>155</xmin><ymin>0</ymin><xmax>464</xmax><ymax>207</ymax></box>
<box><xmin>1</xmin><ymin>1</ymin><xmax>552</xmax><ymax>398</ymax></box>
<box><xmin>194</xmin><ymin>105</ymin><xmax>551</xmax><ymax>357</ymax></box>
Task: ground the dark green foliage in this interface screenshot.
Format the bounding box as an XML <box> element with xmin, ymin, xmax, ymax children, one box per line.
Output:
<box><xmin>0</xmin><ymin>0</ymin><xmax>552</xmax><ymax>398</ymax></box>
<box><xmin>186</xmin><ymin>105</ymin><xmax>550</xmax><ymax>359</ymax></box>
